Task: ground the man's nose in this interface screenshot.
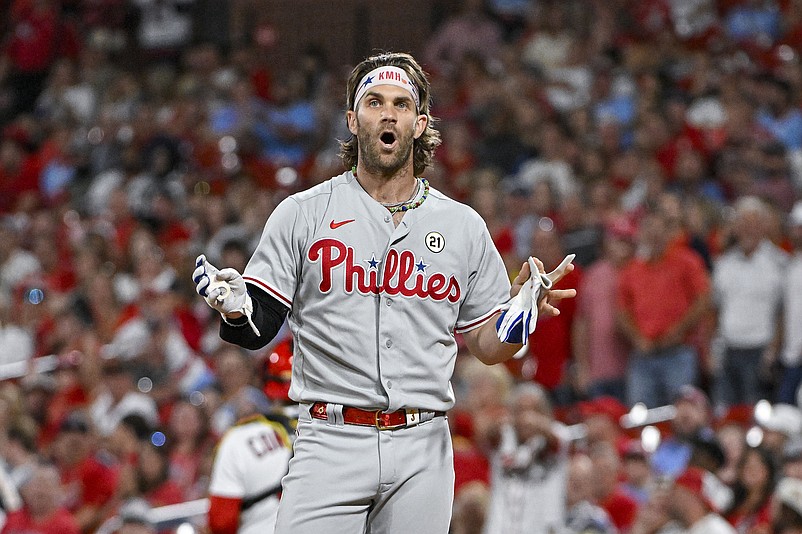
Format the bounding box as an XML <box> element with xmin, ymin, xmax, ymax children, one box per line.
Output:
<box><xmin>380</xmin><ymin>104</ymin><xmax>397</xmax><ymax>122</ymax></box>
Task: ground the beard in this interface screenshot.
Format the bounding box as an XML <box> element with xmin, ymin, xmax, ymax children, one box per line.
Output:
<box><xmin>356</xmin><ymin>121</ymin><xmax>416</xmax><ymax>177</ymax></box>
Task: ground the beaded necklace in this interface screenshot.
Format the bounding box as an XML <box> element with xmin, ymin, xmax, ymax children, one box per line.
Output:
<box><xmin>352</xmin><ymin>166</ymin><xmax>430</xmax><ymax>214</ymax></box>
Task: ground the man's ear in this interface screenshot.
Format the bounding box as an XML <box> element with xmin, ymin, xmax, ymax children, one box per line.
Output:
<box><xmin>413</xmin><ymin>114</ymin><xmax>428</xmax><ymax>140</ymax></box>
<box><xmin>347</xmin><ymin>110</ymin><xmax>358</xmax><ymax>135</ymax></box>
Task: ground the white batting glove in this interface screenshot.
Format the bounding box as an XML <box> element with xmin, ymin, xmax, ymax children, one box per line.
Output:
<box><xmin>193</xmin><ymin>255</ymin><xmax>260</xmax><ymax>336</ymax></box>
<box><xmin>496</xmin><ymin>254</ymin><xmax>575</xmax><ymax>346</ymax></box>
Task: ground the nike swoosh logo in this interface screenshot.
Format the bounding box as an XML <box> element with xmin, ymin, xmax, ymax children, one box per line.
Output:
<box><xmin>329</xmin><ymin>219</ymin><xmax>355</xmax><ymax>229</ymax></box>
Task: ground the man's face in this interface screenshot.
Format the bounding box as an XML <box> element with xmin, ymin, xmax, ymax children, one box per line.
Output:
<box><xmin>347</xmin><ymin>84</ymin><xmax>425</xmax><ymax>177</ymax></box>
<box><xmin>672</xmin><ymin>400</ymin><xmax>707</xmax><ymax>437</ymax></box>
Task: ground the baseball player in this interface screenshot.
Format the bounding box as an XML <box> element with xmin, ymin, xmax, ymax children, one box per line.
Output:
<box><xmin>207</xmin><ymin>391</ymin><xmax>294</xmax><ymax>534</ymax></box>
<box><xmin>193</xmin><ymin>51</ymin><xmax>575</xmax><ymax>534</ymax></box>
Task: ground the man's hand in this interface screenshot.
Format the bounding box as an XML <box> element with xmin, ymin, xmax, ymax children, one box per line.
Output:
<box><xmin>497</xmin><ymin>255</ymin><xmax>577</xmax><ymax>346</ymax></box>
<box><xmin>512</xmin><ymin>255</ymin><xmax>576</xmax><ymax>317</ymax></box>
<box><xmin>193</xmin><ymin>255</ymin><xmax>260</xmax><ymax>335</ymax></box>
<box><xmin>528</xmin><ymin>255</ymin><xmax>576</xmax><ymax>317</ymax></box>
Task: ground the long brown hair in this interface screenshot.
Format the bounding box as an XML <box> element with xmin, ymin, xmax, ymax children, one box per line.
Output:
<box><xmin>339</xmin><ymin>52</ymin><xmax>441</xmax><ymax>176</ymax></box>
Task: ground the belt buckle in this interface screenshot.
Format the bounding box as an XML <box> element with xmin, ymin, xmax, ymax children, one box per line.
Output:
<box><xmin>375</xmin><ymin>410</ymin><xmax>405</xmax><ymax>430</ymax></box>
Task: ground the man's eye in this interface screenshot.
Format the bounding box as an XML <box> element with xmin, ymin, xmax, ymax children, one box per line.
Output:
<box><xmin>397</xmin><ymin>102</ymin><xmax>408</xmax><ymax>109</ymax></box>
<box><xmin>368</xmin><ymin>99</ymin><xmax>380</xmax><ymax>107</ymax></box>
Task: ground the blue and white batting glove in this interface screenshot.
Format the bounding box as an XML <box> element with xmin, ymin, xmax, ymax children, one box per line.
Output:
<box><xmin>496</xmin><ymin>254</ymin><xmax>575</xmax><ymax>346</ymax></box>
<box><xmin>193</xmin><ymin>255</ymin><xmax>260</xmax><ymax>336</ymax></box>
<box><xmin>496</xmin><ymin>257</ymin><xmax>551</xmax><ymax>346</ymax></box>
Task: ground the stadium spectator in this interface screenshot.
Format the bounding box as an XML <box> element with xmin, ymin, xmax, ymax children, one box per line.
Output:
<box><xmin>617</xmin><ymin>211</ymin><xmax>711</xmax><ymax>408</ymax></box>
<box><xmin>620</xmin><ymin>439</ymin><xmax>653</xmax><ymax>505</ymax></box>
<box><xmin>712</xmin><ymin>196</ymin><xmax>786</xmax><ymax>409</ymax></box>
<box><xmin>482</xmin><ymin>383</ymin><xmax>569</xmax><ymax>534</ymax></box>
<box><xmin>0</xmin><ymin>424</ymin><xmax>39</xmax><ymax>490</ymax></box>
<box><xmin>563</xmin><ymin>453</ymin><xmax>616</xmax><ymax>534</ymax></box>
<box><xmin>0</xmin><ymin>462</ymin><xmax>79</xmax><ymax>534</ymax></box>
<box><xmin>452</xmin><ymin>358</ymin><xmax>510</xmax><ymax>496</ymax></box>
<box><xmin>209</xmin><ymin>345</ymin><xmax>265</xmax><ymax>436</ymax></box>
<box><xmin>50</xmin><ymin>411</ymin><xmax>116</xmax><ymax>532</ymax></box>
<box><xmin>0</xmin><ymin>0</ymin><xmax>76</xmax><ymax>119</ymax></box>
<box><xmin>669</xmin><ymin>467</ymin><xmax>737</xmax><ymax>534</ymax></box>
<box><xmin>576</xmin><ymin>395</ymin><xmax>629</xmax><ymax>450</ymax></box>
<box><xmin>589</xmin><ymin>440</ymin><xmax>639</xmax><ymax>533</ymax></box>
<box><xmin>165</xmin><ymin>398</ymin><xmax>214</xmax><ymax>500</ymax></box>
<box><xmin>756</xmin><ymin>75</ymin><xmax>802</xmax><ymax>152</ymax></box>
<box><xmin>423</xmin><ymin>0</ymin><xmax>503</xmax><ymax>78</ymax></box>
<box><xmin>104</xmin><ymin>413</ymin><xmax>152</xmax><ymax>475</ymax></box>
<box><xmin>723</xmin><ymin>445</ymin><xmax>776</xmax><ymax>534</ymax></box>
<box><xmin>88</xmin><ymin>358</ymin><xmax>158</xmax><ymax>438</ymax></box>
<box><xmin>116</xmin><ymin>437</ymin><xmax>184</xmax><ymax>508</ymax></box>
<box><xmin>573</xmin><ymin>216</ymin><xmax>636</xmax><ymax>402</ymax></box>
<box><xmin>651</xmin><ymin>385</ymin><xmax>714</xmax><ymax>478</ymax></box>
<box><xmin>629</xmin><ymin>477</ymin><xmax>684</xmax><ymax>534</ymax></box>
<box><xmin>715</xmin><ymin>408</ymin><xmax>751</xmax><ymax>486</ymax></box>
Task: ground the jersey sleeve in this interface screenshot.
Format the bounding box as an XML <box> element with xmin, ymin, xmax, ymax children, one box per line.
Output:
<box><xmin>454</xmin><ymin>218</ymin><xmax>511</xmax><ymax>333</ymax></box>
<box><xmin>208</xmin><ymin>431</ymin><xmax>246</xmax><ymax>498</ymax></box>
<box><xmin>243</xmin><ymin>196</ymin><xmax>308</xmax><ymax>308</ymax></box>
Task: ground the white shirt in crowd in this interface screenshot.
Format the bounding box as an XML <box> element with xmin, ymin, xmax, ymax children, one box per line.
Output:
<box><xmin>713</xmin><ymin>240</ymin><xmax>787</xmax><ymax>348</ymax></box>
<box><xmin>483</xmin><ymin>424</ymin><xmax>569</xmax><ymax>534</ymax></box>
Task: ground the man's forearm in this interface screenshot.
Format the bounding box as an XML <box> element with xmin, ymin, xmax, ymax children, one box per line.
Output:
<box><xmin>463</xmin><ymin>313</ymin><xmax>524</xmax><ymax>365</ymax></box>
<box><xmin>220</xmin><ymin>285</ymin><xmax>288</xmax><ymax>350</ymax></box>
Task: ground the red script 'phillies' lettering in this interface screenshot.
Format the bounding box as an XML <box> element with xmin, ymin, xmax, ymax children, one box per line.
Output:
<box><xmin>307</xmin><ymin>238</ymin><xmax>460</xmax><ymax>302</ymax></box>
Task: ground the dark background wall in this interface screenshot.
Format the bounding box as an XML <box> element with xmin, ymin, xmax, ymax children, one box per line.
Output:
<box><xmin>194</xmin><ymin>0</ymin><xmax>459</xmax><ymax>70</ymax></box>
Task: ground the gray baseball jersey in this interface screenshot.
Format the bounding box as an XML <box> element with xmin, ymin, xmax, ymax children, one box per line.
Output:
<box><xmin>243</xmin><ymin>169</ymin><xmax>510</xmax><ymax>412</ymax></box>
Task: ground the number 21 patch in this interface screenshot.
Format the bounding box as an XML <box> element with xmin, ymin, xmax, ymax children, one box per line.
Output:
<box><xmin>425</xmin><ymin>232</ymin><xmax>445</xmax><ymax>253</ymax></box>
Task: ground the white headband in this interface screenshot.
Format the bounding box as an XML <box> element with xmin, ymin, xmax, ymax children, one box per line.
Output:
<box><xmin>353</xmin><ymin>66</ymin><xmax>420</xmax><ymax>111</ymax></box>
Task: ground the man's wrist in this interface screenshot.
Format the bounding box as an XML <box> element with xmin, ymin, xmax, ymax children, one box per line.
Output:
<box><xmin>221</xmin><ymin>313</ymin><xmax>248</xmax><ymax>327</ymax></box>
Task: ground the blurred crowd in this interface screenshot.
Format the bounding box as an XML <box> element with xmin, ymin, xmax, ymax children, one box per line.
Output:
<box><xmin>1</xmin><ymin>0</ymin><xmax>802</xmax><ymax>533</ymax></box>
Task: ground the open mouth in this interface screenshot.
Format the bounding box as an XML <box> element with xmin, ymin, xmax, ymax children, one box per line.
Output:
<box><xmin>380</xmin><ymin>131</ymin><xmax>397</xmax><ymax>148</ymax></box>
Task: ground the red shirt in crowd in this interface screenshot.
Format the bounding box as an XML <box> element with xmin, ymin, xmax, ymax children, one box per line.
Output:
<box><xmin>617</xmin><ymin>245</ymin><xmax>709</xmax><ymax>342</ymax></box>
<box><xmin>0</xmin><ymin>149</ymin><xmax>42</xmax><ymax>214</ymax></box>
<box><xmin>599</xmin><ymin>488</ymin><xmax>639</xmax><ymax>532</ymax></box>
<box><xmin>59</xmin><ymin>456</ymin><xmax>117</xmax><ymax>512</ymax></box>
<box><xmin>0</xmin><ymin>507</ymin><xmax>80</xmax><ymax>534</ymax></box>
<box><xmin>144</xmin><ymin>479</ymin><xmax>185</xmax><ymax>508</ymax></box>
<box><xmin>2</xmin><ymin>1</ymin><xmax>58</xmax><ymax>73</ymax></box>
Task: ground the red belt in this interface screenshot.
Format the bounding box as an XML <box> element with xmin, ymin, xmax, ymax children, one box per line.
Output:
<box><xmin>310</xmin><ymin>402</ymin><xmax>445</xmax><ymax>430</ymax></box>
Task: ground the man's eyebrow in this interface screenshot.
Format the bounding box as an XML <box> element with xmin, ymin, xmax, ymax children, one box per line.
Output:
<box><xmin>362</xmin><ymin>91</ymin><xmax>414</xmax><ymax>104</ymax></box>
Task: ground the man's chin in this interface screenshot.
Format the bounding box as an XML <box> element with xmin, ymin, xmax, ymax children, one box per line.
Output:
<box><xmin>362</xmin><ymin>151</ymin><xmax>411</xmax><ymax>176</ymax></box>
